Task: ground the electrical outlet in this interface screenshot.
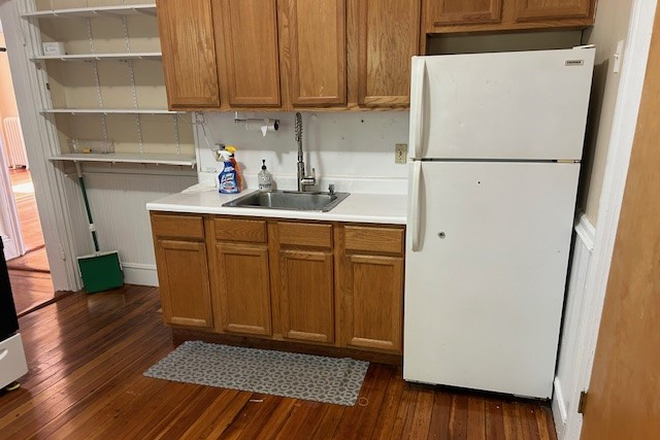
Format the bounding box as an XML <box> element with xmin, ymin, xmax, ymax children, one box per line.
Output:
<box><xmin>395</xmin><ymin>143</ymin><xmax>408</xmax><ymax>164</ymax></box>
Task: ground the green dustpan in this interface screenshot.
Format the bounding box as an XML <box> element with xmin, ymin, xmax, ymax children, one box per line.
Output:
<box><xmin>75</xmin><ymin>163</ymin><xmax>123</xmax><ymax>293</ymax></box>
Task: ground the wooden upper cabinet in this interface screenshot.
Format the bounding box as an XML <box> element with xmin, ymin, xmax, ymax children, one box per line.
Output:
<box><xmin>214</xmin><ymin>0</ymin><xmax>281</xmax><ymax>107</ymax></box>
<box><xmin>515</xmin><ymin>0</ymin><xmax>594</xmax><ymax>21</ymax></box>
<box><xmin>358</xmin><ymin>0</ymin><xmax>421</xmax><ymax>107</ymax></box>
<box><xmin>286</xmin><ymin>0</ymin><xmax>347</xmax><ymax>107</ymax></box>
<box><xmin>430</xmin><ymin>0</ymin><xmax>502</xmax><ymax>25</ymax></box>
<box><xmin>422</xmin><ymin>0</ymin><xmax>595</xmax><ymax>35</ymax></box>
<box><xmin>156</xmin><ymin>0</ymin><xmax>220</xmax><ymax>109</ymax></box>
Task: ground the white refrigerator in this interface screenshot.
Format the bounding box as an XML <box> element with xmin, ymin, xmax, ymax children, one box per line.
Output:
<box><xmin>403</xmin><ymin>47</ymin><xmax>595</xmax><ymax>399</ymax></box>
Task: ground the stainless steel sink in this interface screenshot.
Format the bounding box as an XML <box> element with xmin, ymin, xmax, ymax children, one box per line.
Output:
<box><xmin>223</xmin><ymin>190</ymin><xmax>350</xmax><ymax>212</ymax></box>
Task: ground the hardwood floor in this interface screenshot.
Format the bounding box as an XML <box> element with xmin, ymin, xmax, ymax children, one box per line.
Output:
<box><xmin>0</xmin><ymin>285</ymin><xmax>558</xmax><ymax>440</ymax></box>
<box><xmin>6</xmin><ymin>169</ymin><xmax>54</xmax><ymax>315</ymax></box>
<box><xmin>9</xmin><ymin>169</ymin><xmax>45</xmax><ymax>252</ymax></box>
<box><xmin>7</xmin><ymin>247</ymin><xmax>49</xmax><ymax>273</ymax></box>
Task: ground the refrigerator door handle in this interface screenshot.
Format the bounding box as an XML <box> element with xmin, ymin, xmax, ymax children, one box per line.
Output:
<box><xmin>411</xmin><ymin>161</ymin><xmax>422</xmax><ymax>252</ymax></box>
<box><xmin>409</xmin><ymin>58</ymin><xmax>426</xmax><ymax>159</ymax></box>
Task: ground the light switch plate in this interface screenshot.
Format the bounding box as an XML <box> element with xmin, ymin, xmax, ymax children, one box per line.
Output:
<box><xmin>395</xmin><ymin>143</ymin><xmax>408</xmax><ymax>164</ymax></box>
<box><xmin>613</xmin><ymin>39</ymin><xmax>625</xmax><ymax>74</ymax></box>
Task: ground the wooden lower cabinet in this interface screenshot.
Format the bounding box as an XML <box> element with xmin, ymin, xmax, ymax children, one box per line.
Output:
<box><xmin>279</xmin><ymin>249</ymin><xmax>335</xmax><ymax>343</ymax></box>
<box><xmin>151</xmin><ymin>212</ymin><xmax>405</xmax><ymax>357</ymax></box>
<box><xmin>342</xmin><ymin>254</ymin><xmax>404</xmax><ymax>353</ymax></box>
<box><xmin>340</xmin><ymin>225</ymin><xmax>405</xmax><ymax>354</ymax></box>
<box><xmin>154</xmin><ymin>239</ymin><xmax>214</xmax><ymax>329</ymax></box>
<box><xmin>214</xmin><ymin>242</ymin><xmax>272</xmax><ymax>336</ymax></box>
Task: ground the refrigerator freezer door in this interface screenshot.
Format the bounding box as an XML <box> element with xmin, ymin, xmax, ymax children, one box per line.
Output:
<box><xmin>410</xmin><ymin>48</ymin><xmax>594</xmax><ymax>160</ymax></box>
<box><xmin>404</xmin><ymin>161</ymin><xmax>580</xmax><ymax>398</ymax></box>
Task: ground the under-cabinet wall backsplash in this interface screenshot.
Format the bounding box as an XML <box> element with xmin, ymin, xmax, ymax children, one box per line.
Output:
<box><xmin>196</xmin><ymin>111</ymin><xmax>410</xmax><ymax>194</ymax></box>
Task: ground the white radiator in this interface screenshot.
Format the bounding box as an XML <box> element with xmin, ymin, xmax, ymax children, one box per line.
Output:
<box><xmin>2</xmin><ymin>117</ymin><xmax>28</xmax><ymax>169</ymax></box>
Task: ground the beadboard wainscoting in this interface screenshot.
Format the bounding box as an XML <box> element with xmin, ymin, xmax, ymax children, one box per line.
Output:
<box><xmin>80</xmin><ymin>169</ymin><xmax>197</xmax><ymax>286</ymax></box>
<box><xmin>552</xmin><ymin>214</ymin><xmax>596</xmax><ymax>440</ymax></box>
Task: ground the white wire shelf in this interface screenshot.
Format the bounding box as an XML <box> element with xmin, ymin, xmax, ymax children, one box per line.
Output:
<box><xmin>49</xmin><ymin>153</ymin><xmax>196</xmax><ymax>167</ymax></box>
<box><xmin>21</xmin><ymin>4</ymin><xmax>157</xmax><ymax>19</ymax></box>
<box><xmin>31</xmin><ymin>52</ymin><xmax>162</xmax><ymax>62</ymax></box>
<box><xmin>41</xmin><ymin>108</ymin><xmax>182</xmax><ymax>115</ymax></box>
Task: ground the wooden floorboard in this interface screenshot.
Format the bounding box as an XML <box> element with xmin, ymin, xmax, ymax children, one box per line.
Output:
<box><xmin>9</xmin><ymin>270</ymin><xmax>55</xmax><ymax>317</ymax></box>
<box><xmin>0</xmin><ymin>286</ymin><xmax>558</xmax><ymax>440</ymax></box>
<box><xmin>9</xmin><ymin>169</ymin><xmax>45</xmax><ymax>253</ymax></box>
<box><xmin>6</xmin><ymin>169</ymin><xmax>54</xmax><ymax>316</ymax></box>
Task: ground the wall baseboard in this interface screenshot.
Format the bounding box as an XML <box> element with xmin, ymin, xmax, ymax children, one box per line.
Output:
<box><xmin>552</xmin><ymin>213</ymin><xmax>595</xmax><ymax>439</ymax></box>
<box><xmin>2</xmin><ymin>235</ymin><xmax>19</xmax><ymax>261</ymax></box>
<box><xmin>122</xmin><ymin>263</ymin><xmax>158</xmax><ymax>287</ymax></box>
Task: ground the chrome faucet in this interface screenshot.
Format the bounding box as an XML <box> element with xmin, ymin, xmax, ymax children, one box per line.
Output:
<box><xmin>295</xmin><ymin>112</ymin><xmax>316</xmax><ymax>192</ymax></box>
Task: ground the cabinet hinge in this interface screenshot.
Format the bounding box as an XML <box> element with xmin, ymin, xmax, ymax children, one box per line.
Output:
<box><xmin>578</xmin><ymin>390</ymin><xmax>588</xmax><ymax>414</ymax></box>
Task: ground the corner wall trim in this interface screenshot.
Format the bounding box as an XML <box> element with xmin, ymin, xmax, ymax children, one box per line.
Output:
<box><xmin>552</xmin><ymin>215</ymin><xmax>596</xmax><ymax>439</ymax></box>
<box><xmin>553</xmin><ymin>377</ymin><xmax>568</xmax><ymax>425</ymax></box>
<box><xmin>575</xmin><ymin>213</ymin><xmax>596</xmax><ymax>252</ymax></box>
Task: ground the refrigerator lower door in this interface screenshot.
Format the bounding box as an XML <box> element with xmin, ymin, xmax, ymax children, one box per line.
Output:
<box><xmin>404</xmin><ymin>161</ymin><xmax>579</xmax><ymax>398</ymax></box>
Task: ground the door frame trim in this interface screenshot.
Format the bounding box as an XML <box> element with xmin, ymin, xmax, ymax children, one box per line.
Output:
<box><xmin>0</xmin><ymin>2</ymin><xmax>82</xmax><ymax>291</ymax></box>
<box><xmin>556</xmin><ymin>0</ymin><xmax>658</xmax><ymax>439</ymax></box>
<box><xmin>0</xmin><ymin>139</ymin><xmax>24</xmax><ymax>260</ymax></box>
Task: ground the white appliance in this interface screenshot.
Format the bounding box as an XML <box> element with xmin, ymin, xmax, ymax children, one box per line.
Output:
<box><xmin>0</xmin><ymin>240</ymin><xmax>28</xmax><ymax>390</ymax></box>
<box><xmin>403</xmin><ymin>47</ymin><xmax>595</xmax><ymax>399</ymax></box>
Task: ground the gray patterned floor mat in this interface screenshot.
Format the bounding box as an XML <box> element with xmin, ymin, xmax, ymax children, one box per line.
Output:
<box><xmin>144</xmin><ymin>341</ymin><xmax>370</xmax><ymax>406</ymax></box>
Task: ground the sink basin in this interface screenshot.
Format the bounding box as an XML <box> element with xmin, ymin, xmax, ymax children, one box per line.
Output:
<box><xmin>223</xmin><ymin>190</ymin><xmax>350</xmax><ymax>212</ymax></box>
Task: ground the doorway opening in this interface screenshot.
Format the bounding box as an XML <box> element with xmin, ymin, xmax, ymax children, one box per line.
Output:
<box><xmin>0</xmin><ymin>21</ymin><xmax>54</xmax><ymax>316</ymax></box>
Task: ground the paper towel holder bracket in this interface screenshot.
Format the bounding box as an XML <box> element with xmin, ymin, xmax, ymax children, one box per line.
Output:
<box><xmin>234</xmin><ymin>111</ymin><xmax>280</xmax><ymax>131</ymax></box>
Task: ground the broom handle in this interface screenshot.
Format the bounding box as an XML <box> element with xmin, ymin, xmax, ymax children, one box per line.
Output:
<box><xmin>76</xmin><ymin>163</ymin><xmax>100</xmax><ymax>253</ymax></box>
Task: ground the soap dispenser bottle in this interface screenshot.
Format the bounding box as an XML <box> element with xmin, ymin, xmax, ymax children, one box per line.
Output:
<box><xmin>258</xmin><ymin>159</ymin><xmax>273</xmax><ymax>192</ymax></box>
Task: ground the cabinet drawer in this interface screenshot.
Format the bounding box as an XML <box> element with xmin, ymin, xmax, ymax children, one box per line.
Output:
<box><xmin>278</xmin><ymin>222</ymin><xmax>333</xmax><ymax>248</ymax></box>
<box><xmin>151</xmin><ymin>214</ymin><xmax>205</xmax><ymax>240</ymax></box>
<box><xmin>344</xmin><ymin>226</ymin><xmax>404</xmax><ymax>255</ymax></box>
<box><xmin>215</xmin><ymin>218</ymin><xmax>267</xmax><ymax>243</ymax></box>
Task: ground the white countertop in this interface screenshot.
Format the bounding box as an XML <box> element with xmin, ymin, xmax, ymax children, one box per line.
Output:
<box><xmin>146</xmin><ymin>189</ymin><xmax>408</xmax><ymax>225</ymax></box>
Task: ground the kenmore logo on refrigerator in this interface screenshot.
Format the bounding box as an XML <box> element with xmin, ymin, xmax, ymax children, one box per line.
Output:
<box><xmin>565</xmin><ymin>59</ymin><xmax>585</xmax><ymax>66</ymax></box>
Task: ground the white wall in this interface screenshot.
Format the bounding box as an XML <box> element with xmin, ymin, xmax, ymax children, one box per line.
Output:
<box><xmin>579</xmin><ymin>0</ymin><xmax>635</xmax><ymax>225</ymax></box>
<box><xmin>427</xmin><ymin>30</ymin><xmax>582</xmax><ymax>54</ymax></box>
<box><xmin>196</xmin><ymin>111</ymin><xmax>410</xmax><ymax>194</ymax></box>
<box><xmin>0</xmin><ymin>22</ymin><xmax>23</xmax><ymax>260</ymax></box>
<box><xmin>0</xmin><ymin>31</ymin><xmax>19</xmax><ymax>123</ymax></box>
<box><xmin>82</xmin><ymin>167</ymin><xmax>197</xmax><ymax>285</ymax></box>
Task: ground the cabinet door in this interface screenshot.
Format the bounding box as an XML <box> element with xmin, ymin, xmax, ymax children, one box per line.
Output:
<box><xmin>358</xmin><ymin>0</ymin><xmax>420</xmax><ymax>107</ymax></box>
<box><xmin>344</xmin><ymin>255</ymin><xmax>403</xmax><ymax>353</ymax></box>
<box><xmin>214</xmin><ymin>0</ymin><xmax>282</xmax><ymax>107</ymax></box>
<box><xmin>155</xmin><ymin>239</ymin><xmax>213</xmax><ymax>329</ymax></box>
<box><xmin>516</xmin><ymin>0</ymin><xmax>594</xmax><ymax>21</ymax></box>
<box><xmin>429</xmin><ymin>0</ymin><xmax>502</xmax><ymax>25</ymax></box>
<box><xmin>287</xmin><ymin>0</ymin><xmax>347</xmax><ymax>107</ymax></box>
<box><xmin>216</xmin><ymin>243</ymin><xmax>272</xmax><ymax>336</ymax></box>
<box><xmin>157</xmin><ymin>0</ymin><xmax>220</xmax><ymax>108</ymax></box>
<box><xmin>279</xmin><ymin>250</ymin><xmax>335</xmax><ymax>343</ymax></box>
